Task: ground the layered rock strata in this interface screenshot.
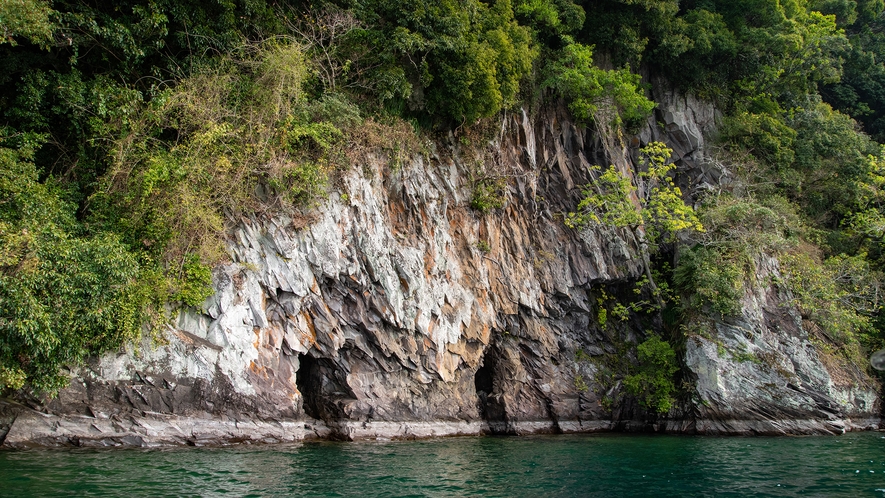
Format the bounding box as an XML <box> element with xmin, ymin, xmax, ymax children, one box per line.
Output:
<box><xmin>1</xmin><ymin>95</ymin><xmax>879</xmax><ymax>448</ymax></box>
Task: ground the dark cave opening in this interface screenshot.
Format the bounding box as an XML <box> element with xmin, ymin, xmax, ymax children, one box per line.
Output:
<box><xmin>296</xmin><ymin>353</ymin><xmax>355</xmax><ymax>422</ymax></box>
<box><xmin>475</xmin><ymin>363</ymin><xmax>493</xmax><ymax>395</ymax></box>
<box><xmin>475</xmin><ymin>347</ymin><xmax>509</xmax><ymax>434</ymax></box>
<box><xmin>296</xmin><ymin>353</ymin><xmax>322</xmax><ymax>420</ymax></box>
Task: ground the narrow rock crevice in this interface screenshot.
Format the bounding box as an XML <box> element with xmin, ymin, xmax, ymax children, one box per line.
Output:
<box><xmin>0</xmin><ymin>401</ymin><xmax>18</xmax><ymax>446</ymax></box>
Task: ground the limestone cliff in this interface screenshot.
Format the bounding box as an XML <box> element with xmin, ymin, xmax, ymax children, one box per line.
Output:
<box><xmin>1</xmin><ymin>90</ymin><xmax>880</xmax><ymax>447</ymax></box>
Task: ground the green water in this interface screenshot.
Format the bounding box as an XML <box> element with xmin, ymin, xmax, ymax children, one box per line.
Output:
<box><xmin>1</xmin><ymin>432</ymin><xmax>884</xmax><ymax>497</ymax></box>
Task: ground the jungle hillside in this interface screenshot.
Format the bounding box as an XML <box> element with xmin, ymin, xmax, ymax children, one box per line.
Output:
<box><xmin>1</xmin><ymin>0</ymin><xmax>885</xmax><ymax>398</ymax></box>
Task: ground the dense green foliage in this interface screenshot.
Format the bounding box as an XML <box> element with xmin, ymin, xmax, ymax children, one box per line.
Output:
<box><xmin>819</xmin><ymin>0</ymin><xmax>885</xmax><ymax>142</ymax></box>
<box><xmin>0</xmin><ymin>135</ymin><xmax>153</xmax><ymax>391</ymax></box>
<box><xmin>624</xmin><ymin>335</ymin><xmax>679</xmax><ymax>413</ymax></box>
<box><xmin>543</xmin><ymin>42</ymin><xmax>655</xmax><ymax>127</ymax></box>
<box><xmin>341</xmin><ymin>0</ymin><xmax>536</xmax><ymax>122</ymax></box>
<box><xmin>0</xmin><ymin>0</ymin><xmax>54</xmax><ymax>47</ymax></box>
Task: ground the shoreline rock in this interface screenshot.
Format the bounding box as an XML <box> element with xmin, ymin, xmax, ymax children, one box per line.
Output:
<box><xmin>2</xmin><ymin>400</ymin><xmax>879</xmax><ymax>449</ymax></box>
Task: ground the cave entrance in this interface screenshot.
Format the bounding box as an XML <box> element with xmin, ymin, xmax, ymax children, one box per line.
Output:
<box><xmin>296</xmin><ymin>353</ymin><xmax>321</xmax><ymax>420</ymax></box>
<box><xmin>296</xmin><ymin>353</ymin><xmax>353</xmax><ymax>422</ymax></box>
<box><xmin>475</xmin><ymin>363</ymin><xmax>493</xmax><ymax>395</ymax></box>
<box><xmin>475</xmin><ymin>346</ymin><xmax>509</xmax><ymax>434</ymax></box>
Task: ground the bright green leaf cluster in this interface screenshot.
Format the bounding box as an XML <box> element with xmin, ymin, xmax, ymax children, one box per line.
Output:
<box><xmin>544</xmin><ymin>42</ymin><xmax>655</xmax><ymax>128</ymax></box>
<box><xmin>623</xmin><ymin>335</ymin><xmax>678</xmax><ymax>414</ymax></box>
<box><xmin>566</xmin><ymin>142</ymin><xmax>703</xmax><ymax>247</ymax></box>
<box><xmin>565</xmin><ymin>164</ymin><xmax>641</xmax><ymax>229</ymax></box>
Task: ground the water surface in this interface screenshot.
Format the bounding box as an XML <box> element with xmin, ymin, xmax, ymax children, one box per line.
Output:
<box><xmin>2</xmin><ymin>432</ymin><xmax>884</xmax><ymax>496</ymax></box>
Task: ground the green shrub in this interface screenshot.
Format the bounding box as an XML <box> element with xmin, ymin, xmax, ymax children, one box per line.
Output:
<box><xmin>698</xmin><ymin>195</ymin><xmax>807</xmax><ymax>251</ymax></box>
<box><xmin>675</xmin><ymin>246</ymin><xmax>746</xmax><ymax>316</ymax></box>
<box><xmin>471</xmin><ymin>177</ymin><xmax>507</xmax><ymax>212</ymax></box>
<box><xmin>268</xmin><ymin>161</ymin><xmax>330</xmax><ymax>206</ymax></box>
<box><xmin>281</xmin><ymin>120</ymin><xmax>343</xmax><ymax>158</ymax></box>
<box><xmin>719</xmin><ymin>110</ymin><xmax>797</xmax><ymax>168</ymax></box>
<box><xmin>574</xmin><ymin>374</ymin><xmax>589</xmax><ymax>392</ymax></box>
<box><xmin>172</xmin><ymin>254</ymin><xmax>214</xmax><ymax>307</ymax></box>
<box><xmin>623</xmin><ymin>335</ymin><xmax>678</xmax><ymax>414</ymax></box>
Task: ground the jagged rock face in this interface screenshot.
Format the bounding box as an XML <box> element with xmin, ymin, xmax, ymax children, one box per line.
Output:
<box><xmin>1</xmin><ymin>99</ymin><xmax>879</xmax><ymax>448</ymax></box>
<box><xmin>676</xmin><ymin>256</ymin><xmax>881</xmax><ymax>435</ymax></box>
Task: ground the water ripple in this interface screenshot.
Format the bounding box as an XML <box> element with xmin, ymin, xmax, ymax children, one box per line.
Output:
<box><xmin>1</xmin><ymin>433</ymin><xmax>884</xmax><ymax>496</ymax></box>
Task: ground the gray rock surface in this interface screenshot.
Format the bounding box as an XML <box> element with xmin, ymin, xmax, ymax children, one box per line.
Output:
<box><xmin>675</xmin><ymin>256</ymin><xmax>880</xmax><ymax>435</ymax></box>
<box><xmin>2</xmin><ymin>99</ymin><xmax>879</xmax><ymax>448</ymax></box>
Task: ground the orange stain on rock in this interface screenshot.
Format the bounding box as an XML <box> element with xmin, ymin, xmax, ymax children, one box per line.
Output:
<box><xmin>253</xmin><ymin>327</ymin><xmax>261</xmax><ymax>349</ymax></box>
<box><xmin>300</xmin><ymin>309</ymin><xmax>317</xmax><ymax>346</ymax></box>
<box><xmin>423</xmin><ymin>251</ymin><xmax>435</xmax><ymax>279</ymax></box>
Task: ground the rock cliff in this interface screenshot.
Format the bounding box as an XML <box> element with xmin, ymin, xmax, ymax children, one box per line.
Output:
<box><xmin>1</xmin><ymin>90</ymin><xmax>880</xmax><ymax>447</ymax></box>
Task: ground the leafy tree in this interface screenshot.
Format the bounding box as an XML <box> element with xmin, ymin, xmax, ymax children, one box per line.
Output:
<box><xmin>0</xmin><ymin>135</ymin><xmax>151</xmax><ymax>392</ymax></box>
<box><xmin>0</xmin><ymin>0</ymin><xmax>54</xmax><ymax>47</ymax></box>
<box><xmin>346</xmin><ymin>0</ymin><xmax>536</xmax><ymax>123</ymax></box>
<box><xmin>567</xmin><ymin>142</ymin><xmax>702</xmax><ymax>309</ymax></box>
<box><xmin>513</xmin><ymin>0</ymin><xmax>585</xmax><ymax>45</ymax></box>
<box><xmin>788</xmin><ymin>97</ymin><xmax>877</xmax><ymax>224</ymax></box>
<box><xmin>846</xmin><ymin>145</ymin><xmax>885</xmax><ymax>240</ymax></box>
<box><xmin>566</xmin><ymin>142</ymin><xmax>703</xmax><ymax>247</ymax></box>
<box><xmin>543</xmin><ymin>42</ymin><xmax>655</xmax><ymax>128</ymax></box>
<box><xmin>820</xmin><ymin>1</ymin><xmax>885</xmax><ymax>142</ymax></box>
<box><xmin>580</xmin><ymin>0</ymin><xmax>848</xmax><ymax>105</ymax></box>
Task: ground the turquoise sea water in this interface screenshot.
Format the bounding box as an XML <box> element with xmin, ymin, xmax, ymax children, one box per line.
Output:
<box><xmin>1</xmin><ymin>432</ymin><xmax>884</xmax><ymax>497</ymax></box>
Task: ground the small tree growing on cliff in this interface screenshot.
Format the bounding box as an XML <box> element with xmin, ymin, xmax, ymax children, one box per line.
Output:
<box><xmin>566</xmin><ymin>142</ymin><xmax>704</xmax><ymax>306</ymax></box>
<box><xmin>544</xmin><ymin>42</ymin><xmax>655</xmax><ymax>129</ymax></box>
<box><xmin>565</xmin><ymin>142</ymin><xmax>703</xmax><ymax>247</ymax></box>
